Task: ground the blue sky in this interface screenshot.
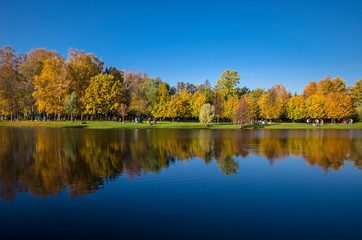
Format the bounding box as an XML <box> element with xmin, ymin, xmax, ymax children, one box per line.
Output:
<box><xmin>1</xmin><ymin>0</ymin><xmax>361</xmax><ymax>93</ymax></box>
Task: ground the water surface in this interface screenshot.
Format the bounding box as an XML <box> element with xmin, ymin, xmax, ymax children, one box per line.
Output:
<box><xmin>0</xmin><ymin>128</ymin><xmax>361</xmax><ymax>239</ymax></box>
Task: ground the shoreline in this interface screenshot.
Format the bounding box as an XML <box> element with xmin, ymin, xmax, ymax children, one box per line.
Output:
<box><xmin>0</xmin><ymin>121</ymin><xmax>361</xmax><ymax>130</ymax></box>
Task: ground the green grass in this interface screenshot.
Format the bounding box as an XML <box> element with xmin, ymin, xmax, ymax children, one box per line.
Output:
<box><xmin>0</xmin><ymin>120</ymin><xmax>361</xmax><ymax>129</ymax></box>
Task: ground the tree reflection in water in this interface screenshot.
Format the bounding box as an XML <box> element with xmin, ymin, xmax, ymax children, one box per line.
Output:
<box><xmin>0</xmin><ymin>128</ymin><xmax>360</xmax><ymax>201</ymax></box>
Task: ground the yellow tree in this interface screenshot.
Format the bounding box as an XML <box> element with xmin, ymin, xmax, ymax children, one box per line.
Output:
<box><xmin>286</xmin><ymin>95</ymin><xmax>307</xmax><ymax>122</ymax></box>
<box><xmin>222</xmin><ymin>96</ymin><xmax>238</xmax><ymax>119</ymax></box>
<box><xmin>33</xmin><ymin>56</ymin><xmax>69</xmax><ymax>117</ymax></box>
<box><xmin>129</xmin><ymin>92</ymin><xmax>148</xmax><ymax>116</ymax></box>
<box><xmin>258</xmin><ymin>91</ymin><xmax>285</xmax><ymax>120</ymax></box>
<box><xmin>325</xmin><ymin>92</ymin><xmax>354</xmax><ymax>120</ymax></box>
<box><xmin>67</xmin><ymin>49</ymin><xmax>103</xmax><ymax>118</ymax></box>
<box><xmin>190</xmin><ymin>90</ymin><xmax>206</xmax><ymax>118</ymax></box>
<box><xmin>305</xmin><ymin>93</ymin><xmax>326</xmax><ymax>119</ymax></box>
<box><xmin>81</xmin><ymin>73</ymin><xmax>125</xmax><ymax>116</ymax></box>
<box><xmin>167</xmin><ymin>89</ymin><xmax>192</xmax><ymax>119</ymax></box>
<box><xmin>318</xmin><ymin>74</ymin><xmax>334</xmax><ymax>95</ymax></box>
<box><xmin>18</xmin><ymin>48</ymin><xmax>59</xmax><ymax>119</ymax></box>
<box><xmin>244</xmin><ymin>92</ymin><xmax>259</xmax><ymax>119</ymax></box>
<box><xmin>152</xmin><ymin>82</ymin><xmax>170</xmax><ymax>119</ymax></box>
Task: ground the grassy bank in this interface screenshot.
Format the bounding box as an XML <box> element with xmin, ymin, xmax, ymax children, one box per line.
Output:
<box><xmin>0</xmin><ymin>120</ymin><xmax>361</xmax><ymax>129</ymax></box>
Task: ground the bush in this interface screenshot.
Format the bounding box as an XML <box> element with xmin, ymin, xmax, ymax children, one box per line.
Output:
<box><xmin>199</xmin><ymin>104</ymin><xmax>215</xmax><ymax>124</ymax></box>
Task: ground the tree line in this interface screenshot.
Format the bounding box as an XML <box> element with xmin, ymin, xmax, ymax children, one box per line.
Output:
<box><xmin>0</xmin><ymin>46</ymin><xmax>361</xmax><ymax>122</ymax></box>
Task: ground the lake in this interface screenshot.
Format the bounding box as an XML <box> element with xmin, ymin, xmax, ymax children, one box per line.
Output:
<box><xmin>0</xmin><ymin>128</ymin><xmax>361</xmax><ymax>239</ymax></box>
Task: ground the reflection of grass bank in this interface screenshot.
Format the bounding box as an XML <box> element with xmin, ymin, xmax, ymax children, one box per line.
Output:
<box><xmin>0</xmin><ymin>121</ymin><xmax>362</xmax><ymax>129</ymax></box>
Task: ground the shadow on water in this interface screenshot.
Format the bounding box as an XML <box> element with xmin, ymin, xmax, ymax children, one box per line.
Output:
<box><xmin>0</xmin><ymin>128</ymin><xmax>361</xmax><ymax>201</ymax></box>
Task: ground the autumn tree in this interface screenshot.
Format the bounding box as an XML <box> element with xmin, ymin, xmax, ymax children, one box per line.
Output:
<box><xmin>18</xmin><ymin>48</ymin><xmax>59</xmax><ymax>120</ymax></box>
<box><xmin>231</xmin><ymin>96</ymin><xmax>251</xmax><ymax>127</ymax></box>
<box><xmin>117</xmin><ymin>103</ymin><xmax>129</xmax><ymax>123</ymax></box>
<box><xmin>286</xmin><ymin>95</ymin><xmax>307</xmax><ymax>122</ymax></box>
<box><xmin>124</xmin><ymin>69</ymin><xmax>148</xmax><ymax>95</ymax></box>
<box><xmin>325</xmin><ymin>92</ymin><xmax>354</xmax><ymax>120</ymax></box>
<box><xmin>190</xmin><ymin>90</ymin><xmax>206</xmax><ymax>118</ymax></box>
<box><xmin>213</xmin><ymin>91</ymin><xmax>224</xmax><ymax>123</ymax></box>
<box><xmin>81</xmin><ymin>73</ymin><xmax>125</xmax><ymax>116</ymax></box>
<box><xmin>303</xmin><ymin>81</ymin><xmax>319</xmax><ymax>97</ymax></box>
<box><xmin>222</xmin><ymin>96</ymin><xmax>238</xmax><ymax>120</ymax></box>
<box><xmin>305</xmin><ymin>93</ymin><xmax>326</xmax><ymax>119</ymax></box>
<box><xmin>318</xmin><ymin>74</ymin><xmax>334</xmax><ymax>95</ymax></box>
<box><xmin>331</xmin><ymin>76</ymin><xmax>346</xmax><ymax>93</ymax></box>
<box><xmin>215</xmin><ymin>69</ymin><xmax>240</xmax><ymax>98</ymax></box>
<box><xmin>0</xmin><ymin>46</ymin><xmax>22</xmax><ymax>119</ymax></box>
<box><xmin>199</xmin><ymin>103</ymin><xmax>215</xmax><ymax>124</ymax></box>
<box><xmin>244</xmin><ymin>92</ymin><xmax>259</xmax><ymax>119</ymax></box>
<box><xmin>66</xmin><ymin>49</ymin><xmax>103</xmax><ymax>118</ymax></box>
<box><xmin>152</xmin><ymin>82</ymin><xmax>170</xmax><ymax>119</ymax></box>
<box><xmin>258</xmin><ymin>89</ymin><xmax>285</xmax><ymax>121</ymax></box>
<box><xmin>167</xmin><ymin>89</ymin><xmax>192</xmax><ymax>120</ymax></box>
<box><xmin>33</xmin><ymin>56</ymin><xmax>69</xmax><ymax>117</ymax></box>
<box><xmin>318</xmin><ymin>75</ymin><xmax>346</xmax><ymax>95</ymax></box>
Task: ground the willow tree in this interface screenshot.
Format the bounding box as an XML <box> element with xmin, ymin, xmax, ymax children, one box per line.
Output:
<box><xmin>199</xmin><ymin>103</ymin><xmax>215</xmax><ymax>125</ymax></box>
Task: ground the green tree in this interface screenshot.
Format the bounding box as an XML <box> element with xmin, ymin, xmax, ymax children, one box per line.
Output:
<box><xmin>141</xmin><ymin>76</ymin><xmax>162</xmax><ymax>112</ymax></box>
<box><xmin>215</xmin><ymin>69</ymin><xmax>240</xmax><ymax>98</ymax></box>
<box><xmin>63</xmin><ymin>92</ymin><xmax>79</xmax><ymax>119</ymax></box>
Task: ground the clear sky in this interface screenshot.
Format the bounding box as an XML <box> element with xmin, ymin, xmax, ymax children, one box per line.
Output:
<box><xmin>1</xmin><ymin>0</ymin><xmax>361</xmax><ymax>93</ymax></box>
